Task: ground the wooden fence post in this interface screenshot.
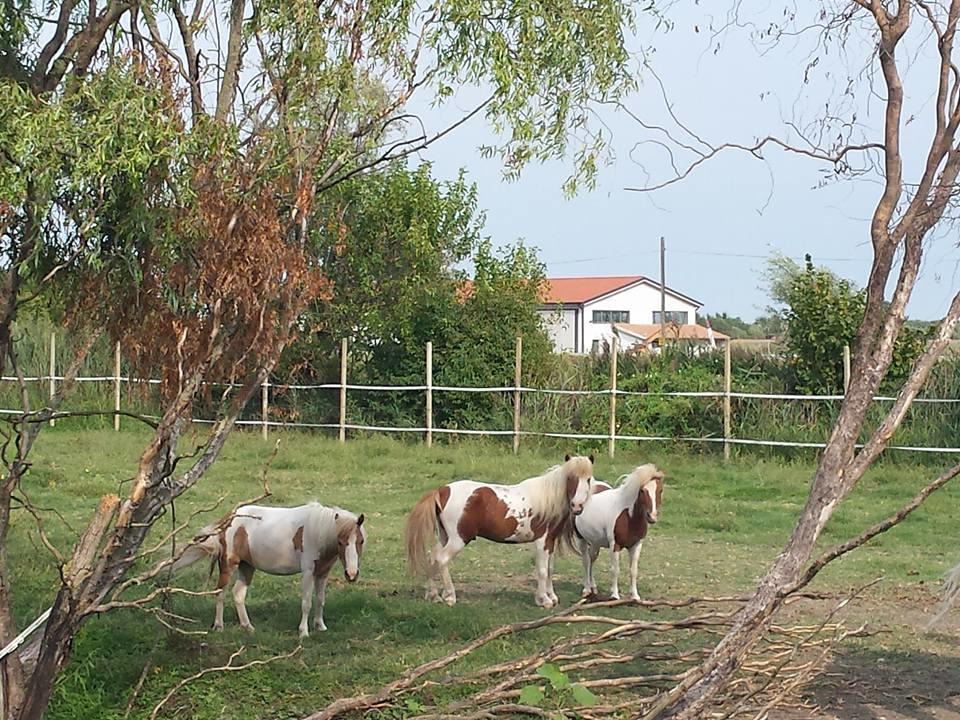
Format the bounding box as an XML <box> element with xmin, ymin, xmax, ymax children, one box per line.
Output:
<box><xmin>425</xmin><ymin>341</ymin><xmax>433</xmax><ymax>447</ymax></box>
<box><xmin>261</xmin><ymin>378</ymin><xmax>269</xmax><ymax>441</ymax></box>
<box><xmin>843</xmin><ymin>344</ymin><xmax>851</xmax><ymax>393</ymax></box>
<box><xmin>49</xmin><ymin>331</ymin><xmax>56</xmax><ymax>427</ymax></box>
<box><xmin>608</xmin><ymin>335</ymin><xmax>618</xmax><ymax>459</ymax></box>
<box><xmin>113</xmin><ymin>341</ymin><xmax>121</xmax><ymax>432</ymax></box>
<box><xmin>339</xmin><ymin>338</ymin><xmax>348</xmax><ymax>443</ymax></box>
<box><xmin>513</xmin><ymin>336</ymin><xmax>522</xmax><ymax>455</ymax></box>
<box><xmin>724</xmin><ymin>340</ymin><xmax>732</xmax><ymax>461</ymax></box>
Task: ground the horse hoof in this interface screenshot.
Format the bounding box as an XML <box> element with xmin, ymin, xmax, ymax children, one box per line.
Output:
<box><xmin>629</xmin><ymin>594</ymin><xmax>641</xmax><ymax>603</ymax></box>
<box><xmin>241</xmin><ymin>624</ymin><xmax>256</xmax><ymax>633</ymax></box>
<box><xmin>299</xmin><ymin>630</ymin><xmax>309</xmax><ymax>640</ymax></box>
<box><xmin>443</xmin><ymin>596</ymin><xmax>457</xmax><ymax>607</ymax></box>
<box><xmin>610</xmin><ymin>594</ymin><xmax>621</xmax><ymax>601</ymax></box>
<box><xmin>315</xmin><ymin>624</ymin><xmax>328</xmax><ymax>632</ymax></box>
<box><xmin>212</xmin><ymin>623</ymin><xmax>224</xmax><ymax>632</ymax></box>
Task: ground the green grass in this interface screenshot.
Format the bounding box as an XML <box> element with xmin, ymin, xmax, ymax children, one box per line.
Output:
<box><xmin>9</xmin><ymin>428</ymin><xmax>960</xmax><ymax>719</ymax></box>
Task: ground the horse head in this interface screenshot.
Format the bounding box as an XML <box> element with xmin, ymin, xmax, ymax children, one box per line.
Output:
<box><xmin>638</xmin><ymin>467</ymin><xmax>665</xmax><ymax>524</ymax></box>
<box><xmin>563</xmin><ymin>453</ymin><xmax>595</xmax><ymax>516</ymax></box>
<box><xmin>336</xmin><ymin>513</ymin><xmax>366</xmax><ymax>582</ymax></box>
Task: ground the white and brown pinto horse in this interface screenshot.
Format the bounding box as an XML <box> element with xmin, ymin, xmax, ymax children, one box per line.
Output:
<box><xmin>405</xmin><ymin>455</ymin><xmax>595</xmax><ymax>608</ymax></box>
<box><xmin>175</xmin><ymin>502</ymin><xmax>366</xmax><ymax>638</ymax></box>
<box><xmin>568</xmin><ymin>464</ymin><xmax>664</xmax><ymax>601</ymax></box>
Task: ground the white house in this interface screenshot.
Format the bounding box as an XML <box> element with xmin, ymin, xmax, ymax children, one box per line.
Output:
<box><xmin>537</xmin><ymin>275</ymin><xmax>727</xmax><ymax>353</ymax></box>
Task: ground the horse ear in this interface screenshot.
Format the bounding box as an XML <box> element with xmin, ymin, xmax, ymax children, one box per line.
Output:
<box><xmin>564</xmin><ymin>453</ymin><xmax>571</xmax><ymax>462</ymax></box>
<box><xmin>357</xmin><ymin>513</ymin><xmax>364</xmax><ymax>527</ymax></box>
<box><xmin>588</xmin><ymin>454</ymin><xmax>595</xmax><ymax>464</ymax></box>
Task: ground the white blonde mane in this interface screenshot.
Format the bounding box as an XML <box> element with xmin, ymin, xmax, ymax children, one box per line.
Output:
<box><xmin>305</xmin><ymin>502</ymin><xmax>357</xmax><ymax>547</ymax></box>
<box><xmin>522</xmin><ymin>457</ymin><xmax>592</xmax><ymax>521</ymax></box>
<box><xmin>616</xmin><ymin>464</ymin><xmax>662</xmax><ymax>499</ymax></box>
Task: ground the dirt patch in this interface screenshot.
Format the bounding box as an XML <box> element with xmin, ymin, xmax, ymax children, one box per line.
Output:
<box><xmin>770</xmin><ymin>583</ymin><xmax>960</xmax><ymax>720</ymax></box>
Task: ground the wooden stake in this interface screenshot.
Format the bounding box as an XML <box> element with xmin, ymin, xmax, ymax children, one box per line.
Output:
<box><xmin>426</xmin><ymin>341</ymin><xmax>433</xmax><ymax>448</ymax></box>
<box><xmin>724</xmin><ymin>340</ymin><xmax>732</xmax><ymax>461</ymax></box>
<box><xmin>513</xmin><ymin>336</ymin><xmax>522</xmax><ymax>455</ymax></box>
<box><xmin>49</xmin><ymin>331</ymin><xmax>56</xmax><ymax>427</ymax></box>
<box><xmin>114</xmin><ymin>341</ymin><xmax>121</xmax><ymax>432</ymax></box>
<box><xmin>339</xmin><ymin>338</ymin><xmax>348</xmax><ymax>444</ymax></box>
<box><xmin>609</xmin><ymin>335</ymin><xmax>618</xmax><ymax>459</ymax></box>
<box><xmin>843</xmin><ymin>344</ymin><xmax>851</xmax><ymax>394</ymax></box>
<box><xmin>261</xmin><ymin>378</ymin><xmax>269</xmax><ymax>441</ymax></box>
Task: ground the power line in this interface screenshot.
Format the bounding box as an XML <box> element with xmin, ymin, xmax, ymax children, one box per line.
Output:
<box><xmin>545</xmin><ymin>248</ymin><xmax>872</xmax><ymax>266</ymax></box>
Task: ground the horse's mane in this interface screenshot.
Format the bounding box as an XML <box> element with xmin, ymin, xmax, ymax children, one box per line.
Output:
<box><xmin>617</xmin><ymin>464</ymin><xmax>663</xmax><ymax>498</ymax></box>
<box><xmin>306</xmin><ymin>502</ymin><xmax>359</xmax><ymax>545</ymax></box>
<box><xmin>525</xmin><ymin>456</ymin><xmax>593</xmax><ymax>523</ymax></box>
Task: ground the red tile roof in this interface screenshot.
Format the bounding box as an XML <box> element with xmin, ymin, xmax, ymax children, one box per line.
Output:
<box><xmin>542</xmin><ymin>276</ymin><xmax>645</xmax><ymax>304</ymax></box>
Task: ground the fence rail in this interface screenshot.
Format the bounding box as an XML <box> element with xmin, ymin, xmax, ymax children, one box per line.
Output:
<box><xmin>6</xmin><ymin>336</ymin><xmax>960</xmax><ymax>457</ymax></box>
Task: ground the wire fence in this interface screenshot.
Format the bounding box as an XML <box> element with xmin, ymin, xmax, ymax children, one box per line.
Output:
<box><xmin>6</xmin><ymin>335</ymin><xmax>960</xmax><ymax>458</ymax></box>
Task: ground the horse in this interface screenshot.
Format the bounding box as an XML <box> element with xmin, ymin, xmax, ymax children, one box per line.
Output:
<box><xmin>405</xmin><ymin>454</ymin><xmax>596</xmax><ymax>608</ymax></box>
<box><xmin>567</xmin><ymin>464</ymin><xmax>664</xmax><ymax>601</ymax></box>
<box><xmin>173</xmin><ymin>502</ymin><xmax>366</xmax><ymax>638</ymax></box>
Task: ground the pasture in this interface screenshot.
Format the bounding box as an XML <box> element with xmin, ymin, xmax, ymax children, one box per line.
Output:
<box><xmin>9</xmin><ymin>429</ymin><xmax>960</xmax><ymax>719</ymax></box>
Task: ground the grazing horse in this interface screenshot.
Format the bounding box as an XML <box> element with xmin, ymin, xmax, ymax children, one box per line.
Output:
<box><xmin>173</xmin><ymin>502</ymin><xmax>366</xmax><ymax>638</ymax></box>
<box><xmin>567</xmin><ymin>464</ymin><xmax>664</xmax><ymax>601</ymax></box>
<box><xmin>405</xmin><ymin>455</ymin><xmax>595</xmax><ymax>608</ymax></box>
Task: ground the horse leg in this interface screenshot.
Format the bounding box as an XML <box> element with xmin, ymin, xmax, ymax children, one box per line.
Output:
<box><xmin>435</xmin><ymin>537</ymin><xmax>464</xmax><ymax>606</ymax></box>
<box><xmin>213</xmin><ymin>556</ymin><xmax>237</xmax><ymax>631</ymax></box>
<box><xmin>297</xmin><ymin>570</ymin><xmax>314</xmax><ymax>639</ymax></box>
<box><xmin>534</xmin><ymin>538</ymin><xmax>554</xmax><ymax>608</ymax></box>
<box><xmin>425</xmin><ymin>541</ymin><xmax>443</xmax><ymax>603</ymax></box>
<box><xmin>609</xmin><ymin>542</ymin><xmax>621</xmax><ymax>601</ymax></box>
<box><xmin>233</xmin><ymin>562</ymin><xmax>256</xmax><ymax>632</ymax></box>
<box><xmin>627</xmin><ymin>541</ymin><xmax>644</xmax><ymax>602</ymax></box>
<box><xmin>314</xmin><ymin>573</ymin><xmax>329</xmax><ymax>632</ymax></box>
<box><xmin>546</xmin><ymin>549</ymin><xmax>559</xmax><ymax>606</ymax></box>
<box><xmin>579</xmin><ymin>541</ymin><xmax>597</xmax><ymax>598</ymax></box>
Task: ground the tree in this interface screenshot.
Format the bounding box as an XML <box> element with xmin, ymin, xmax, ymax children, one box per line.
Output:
<box><xmin>0</xmin><ymin>0</ymin><xmax>643</xmax><ymax>716</ymax></box>
<box><xmin>281</xmin><ymin>162</ymin><xmax>483</xmax><ymax>380</ymax></box>
<box><xmin>771</xmin><ymin>255</ymin><xmax>928</xmax><ymax>394</ymax></box>
<box><xmin>623</xmin><ymin>3</ymin><xmax>960</xmax><ymax>718</ymax></box>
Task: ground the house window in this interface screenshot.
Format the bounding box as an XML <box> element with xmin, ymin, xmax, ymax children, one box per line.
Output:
<box><xmin>592</xmin><ymin>310</ymin><xmax>630</xmax><ymax>324</ymax></box>
<box><xmin>652</xmin><ymin>310</ymin><xmax>688</xmax><ymax>324</ymax></box>
<box><xmin>591</xmin><ymin>339</ymin><xmax>600</xmax><ymax>354</ymax></box>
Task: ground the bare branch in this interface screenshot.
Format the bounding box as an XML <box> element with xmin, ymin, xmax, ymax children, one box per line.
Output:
<box><xmin>150</xmin><ymin>645</ymin><xmax>302</xmax><ymax>720</ymax></box>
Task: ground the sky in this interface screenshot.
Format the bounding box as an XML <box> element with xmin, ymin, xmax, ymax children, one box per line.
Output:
<box><xmin>406</xmin><ymin>4</ymin><xmax>960</xmax><ymax>322</ymax></box>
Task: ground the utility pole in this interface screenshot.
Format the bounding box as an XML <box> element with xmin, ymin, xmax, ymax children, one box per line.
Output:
<box><xmin>659</xmin><ymin>236</ymin><xmax>666</xmax><ymax>350</ymax></box>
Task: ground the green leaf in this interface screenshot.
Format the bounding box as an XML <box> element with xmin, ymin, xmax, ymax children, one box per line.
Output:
<box><xmin>570</xmin><ymin>684</ymin><xmax>599</xmax><ymax>707</ymax></box>
<box><xmin>537</xmin><ymin>663</ymin><xmax>569</xmax><ymax>689</ymax></box>
<box><xmin>518</xmin><ymin>685</ymin><xmax>545</xmax><ymax>707</ymax></box>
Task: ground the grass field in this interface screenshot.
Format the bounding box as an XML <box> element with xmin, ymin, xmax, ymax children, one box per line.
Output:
<box><xmin>9</xmin><ymin>428</ymin><xmax>960</xmax><ymax>719</ymax></box>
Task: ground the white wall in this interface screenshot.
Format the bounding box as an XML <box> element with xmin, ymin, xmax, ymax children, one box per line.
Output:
<box><xmin>537</xmin><ymin>307</ymin><xmax>578</xmax><ymax>352</ymax></box>
<box><xmin>582</xmin><ymin>282</ymin><xmax>698</xmax><ymax>351</ymax></box>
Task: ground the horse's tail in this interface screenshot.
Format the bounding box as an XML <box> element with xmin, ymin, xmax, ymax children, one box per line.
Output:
<box><xmin>167</xmin><ymin>521</ymin><xmax>223</xmax><ymax>576</ymax></box>
<box><xmin>927</xmin><ymin>559</ymin><xmax>960</xmax><ymax>630</ymax></box>
<box><xmin>406</xmin><ymin>489</ymin><xmax>441</xmax><ymax>577</ymax></box>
